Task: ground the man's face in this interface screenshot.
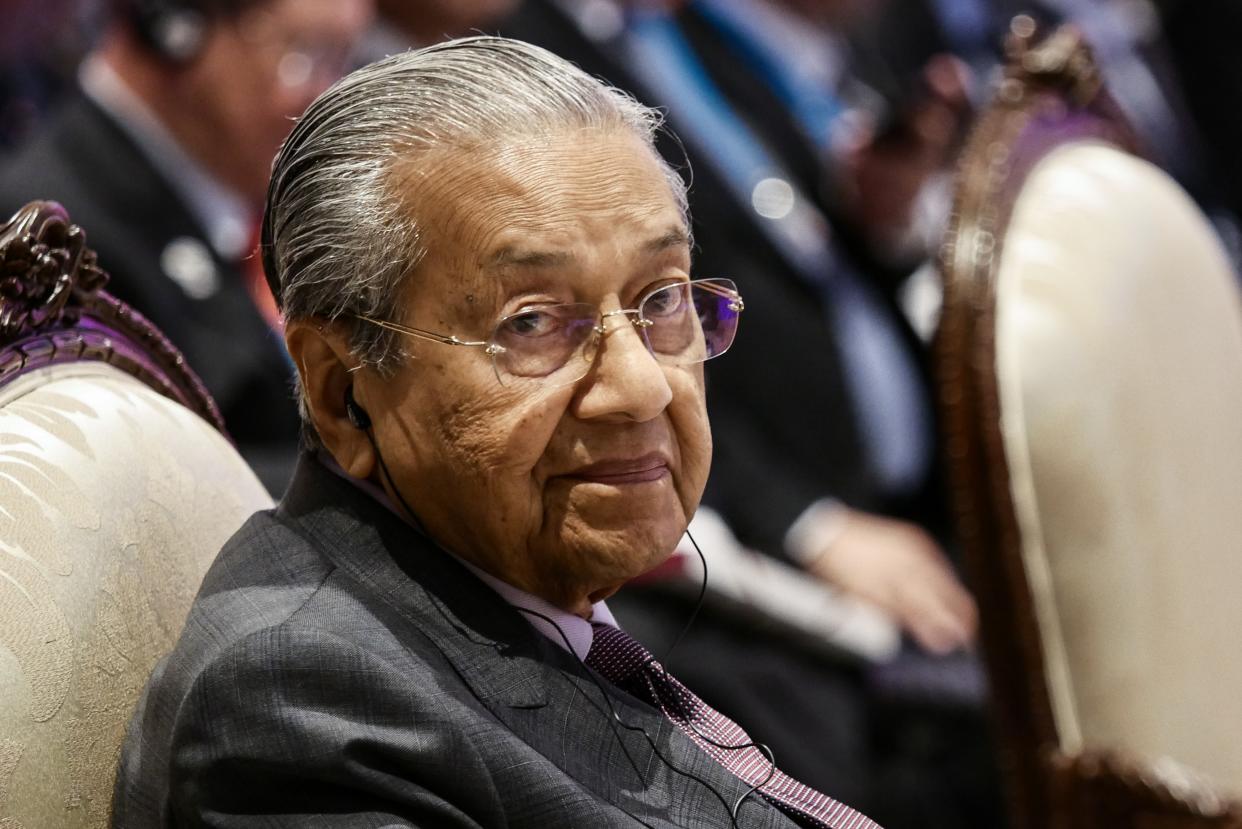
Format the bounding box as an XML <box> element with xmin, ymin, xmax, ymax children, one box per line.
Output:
<box><xmin>188</xmin><ymin>0</ymin><xmax>371</xmax><ymax>200</ymax></box>
<box><xmin>357</xmin><ymin>129</ymin><xmax>710</xmax><ymax>616</ymax></box>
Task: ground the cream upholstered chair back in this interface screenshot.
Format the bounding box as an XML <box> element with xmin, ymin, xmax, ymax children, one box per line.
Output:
<box><xmin>0</xmin><ymin>202</ymin><xmax>274</xmax><ymax>828</ymax></box>
<box><xmin>937</xmin><ymin>20</ymin><xmax>1242</xmax><ymax>829</ymax></box>
<box><xmin>1000</xmin><ymin>142</ymin><xmax>1242</xmax><ymax>785</ymax></box>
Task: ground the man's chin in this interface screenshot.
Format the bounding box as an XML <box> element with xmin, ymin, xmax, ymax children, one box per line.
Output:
<box><xmin>558</xmin><ymin>481</ymin><xmax>685</xmax><ymax>529</ymax></box>
<box><xmin>550</xmin><ymin>528</ymin><xmax>676</xmax><ymax>583</ymax></box>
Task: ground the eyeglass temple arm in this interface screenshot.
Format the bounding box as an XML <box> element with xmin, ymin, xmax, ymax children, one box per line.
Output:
<box><xmin>355</xmin><ymin>315</ymin><xmax>489</xmax><ymax>348</ymax></box>
<box><xmin>695</xmin><ymin>280</ymin><xmax>745</xmax><ymax>310</ymax></box>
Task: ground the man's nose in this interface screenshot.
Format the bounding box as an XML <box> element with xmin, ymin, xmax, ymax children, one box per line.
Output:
<box><xmin>571</xmin><ymin>315</ymin><xmax>673</xmax><ymax>422</ymax></box>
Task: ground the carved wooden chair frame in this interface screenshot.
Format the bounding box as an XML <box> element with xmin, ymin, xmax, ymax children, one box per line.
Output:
<box><xmin>935</xmin><ymin>19</ymin><xmax>1242</xmax><ymax>829</ymax></box>
<box><xmin>0</xmin><ymin>200</ymin><xmax>224</xmax><ymax>429</ymax></box>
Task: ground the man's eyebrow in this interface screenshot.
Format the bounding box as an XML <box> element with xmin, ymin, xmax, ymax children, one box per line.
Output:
<box><xmin>644</xmin><ymin>227</ymin><xmax>692</xmax><ymax>254</ymax></box>
<box><xmin>484</xmin><ymin>227</ymin><xmax>690</xmax><ymax>269</ymax></box>
<box><xmin>484</xmin><ymin>247</ymin><xmax>576</xmax><ymax>269</ymax></box>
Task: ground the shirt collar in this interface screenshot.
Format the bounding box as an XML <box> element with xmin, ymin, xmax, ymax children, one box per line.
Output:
<box><xmin>79</xmin><ymin>54</ymin><xmax>253</xmax><ymax>260</ymax></box>
<box><xmin>455</xmin><ymin>558</ymin><xmax>618</xmax><ymax>663</ymax></box>
<box><xmin>317</xmin><ymin>452</ymin><xmax>617</xmax><ymax>662</ymax></box>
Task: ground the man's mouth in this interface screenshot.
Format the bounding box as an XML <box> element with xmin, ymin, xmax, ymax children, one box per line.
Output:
<box><xmin>563</xmin><ymin>453</ymin><xmax>671</xmax><ymax>485</ymax></box>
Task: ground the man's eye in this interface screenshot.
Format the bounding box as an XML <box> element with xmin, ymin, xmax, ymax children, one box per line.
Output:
<box><xmin>645</xmin><ymin>286</ymin><xmax>686</xmax><ymax>317</ymax></box>
<box><xmin>499</xmin><ymin>310</ymin><xmax>559</xmax><ymax>338</ymax></box>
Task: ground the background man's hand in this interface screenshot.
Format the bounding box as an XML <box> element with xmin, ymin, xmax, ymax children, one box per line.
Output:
<box><xmin>806</xmin><ymin>509</ymin><xmax>978</xmax><ymax>655</ymax></box>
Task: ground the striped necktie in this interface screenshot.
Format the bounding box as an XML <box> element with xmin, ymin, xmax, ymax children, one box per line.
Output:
<box><xmin>586</xmin><ymin>623</ymin><xmax>882</xmax><ymax>829</ymax></box>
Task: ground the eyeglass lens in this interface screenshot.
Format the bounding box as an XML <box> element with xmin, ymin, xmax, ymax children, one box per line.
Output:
<box><xmin>489</xmin><ymin>279</ymin><xmax>742</xmax><ymax>386</ymax></box>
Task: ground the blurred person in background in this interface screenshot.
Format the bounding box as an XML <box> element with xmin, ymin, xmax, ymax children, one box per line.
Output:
<box><xmin>498</xmin><ymin>1</ymin><xmax>1005</xmax><ymax>826</ymax></box>
<box><xmin>0</xmin><ymin>0</ymin><xmax>94</xmax><ymax>148</ymax></box>
<box><xmin>903</xmin><ymin>0</ymin><xmax>1242</xmax><ymax>260</ymax></box>
<box><xmin>1029</xmin><ymin>0</ymin><xmax>1242</xmax><ymax>260</ymax></box>
<box><xmin>0</xmin><ymin>0</ymin><xmax>372</xmax><ymax>494</ymax></box>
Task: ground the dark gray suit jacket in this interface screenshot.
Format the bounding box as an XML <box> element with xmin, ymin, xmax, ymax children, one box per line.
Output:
<box><xmin>112</xmin><ymin>455</ymin><xmax>807</xmax><ymax>828</ymax></box>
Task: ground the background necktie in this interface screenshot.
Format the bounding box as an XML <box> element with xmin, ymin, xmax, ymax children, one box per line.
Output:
<box><xmin>586</xmin><ymin>623</ymin><xmax>882</xmax><ymax>829</ymax></box>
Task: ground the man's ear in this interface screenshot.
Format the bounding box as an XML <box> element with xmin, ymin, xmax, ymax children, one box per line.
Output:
<box><xmin>285</xmin><ymin>318</ymin><xmax>375</xmax><ymax>479</ymax></box>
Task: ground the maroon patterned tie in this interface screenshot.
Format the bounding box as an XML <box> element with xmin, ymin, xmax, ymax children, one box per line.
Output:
<box><xmin>585</xmin><ymin>623</ymin><xmax>882</xmax><ymax>829</ymax></box>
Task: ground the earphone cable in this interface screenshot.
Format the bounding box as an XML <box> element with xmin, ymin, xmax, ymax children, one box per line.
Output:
<box><xmin>656</xmin><ymin>528</ymin><xmax>778</xmax><ymax>818</ymax></box>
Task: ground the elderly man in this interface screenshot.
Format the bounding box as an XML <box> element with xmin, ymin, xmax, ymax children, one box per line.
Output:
<box><xmin>112</xmin><ymin>38</ymin><xmax>880</xmax><ymax>828</ymax></box>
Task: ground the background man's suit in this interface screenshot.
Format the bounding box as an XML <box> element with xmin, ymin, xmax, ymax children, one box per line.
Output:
<box><xmin>0</xmin><ymin>94</ymin><xmax>300</xmax><ymax>492</ymax></box>
<box><xmin>112</xmin><ymin>456</ymin><xmax>810</xmax><ymax>828</ymax></box>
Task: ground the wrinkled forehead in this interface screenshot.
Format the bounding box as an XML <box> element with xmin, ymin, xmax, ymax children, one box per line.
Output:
<box><xmin>388</xmin><ymin>128</ymin><xmax>687</xmax><ymax>276</ymax></box>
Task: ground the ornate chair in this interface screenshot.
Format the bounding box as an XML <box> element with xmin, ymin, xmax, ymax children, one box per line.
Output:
<box><xmin>0</xmin><ymin>202</ymin><xmax>273</xmax><ymax>827</ymax></box>
<box><xmin>936</xmin><ymin>19</ymin><xmax>1242</xmax><ymax>829</ymax></box>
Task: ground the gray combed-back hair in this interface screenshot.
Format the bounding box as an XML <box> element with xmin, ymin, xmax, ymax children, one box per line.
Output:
<box><xmin>261</xmin><ymin>36</ymin><xmax>688</xmax><ymax>419</ymax></box>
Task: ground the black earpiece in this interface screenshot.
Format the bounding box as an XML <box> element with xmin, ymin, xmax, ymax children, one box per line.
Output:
<box><xmin>129</xmin><ymin>0</ymin><xmax>209</xmax><ymax>64</ymax></box>
<box><xmin>344</xmin><ymin>385</ymin><xmax>372</xmax><ymax>431</ymax></box>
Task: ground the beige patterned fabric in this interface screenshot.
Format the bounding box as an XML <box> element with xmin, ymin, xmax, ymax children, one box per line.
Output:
<box><xmin>0</xmin><ymin>362</ymin><xmax>273</xmax><ymax>828</ymax></box>
<box><xmin>995</xmin><ymin>141</ymin><xmax>1242</xmax><ymax>796</ymax></box>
